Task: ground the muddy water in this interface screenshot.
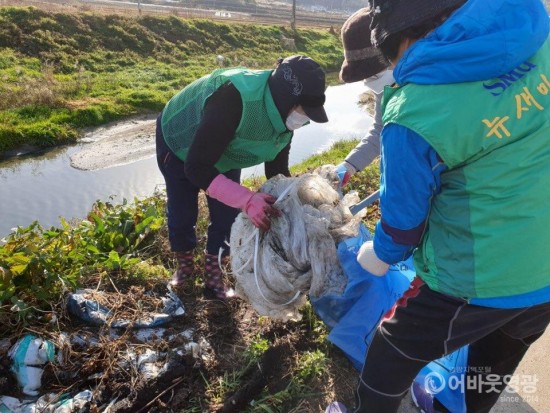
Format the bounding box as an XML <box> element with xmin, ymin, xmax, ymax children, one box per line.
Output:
<box><xmin>0</xmin><ymin>82</ymin><xmax>372</xmax><ymax>239</ymax></box>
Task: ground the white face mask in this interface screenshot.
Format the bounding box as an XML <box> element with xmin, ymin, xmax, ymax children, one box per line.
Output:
<box><xmin>364</xmin><ymin>69</ymin><xmax>395</xmax><ymax>94</ymax></box>
<box><xmin>285</xmin><ymin>110</ymin><xmax>310</xmax><ymax>131</ymax></box>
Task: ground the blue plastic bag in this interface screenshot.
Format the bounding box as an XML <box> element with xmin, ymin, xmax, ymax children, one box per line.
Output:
<box><xmin>414</xmin><ymin>346</ymin><xmax>469</xmax><ymax>413</ymax></box>
<box><xmin>310</xmin><ymin>224</ymin><xmax>415</xmax><ymax>369</ymax></box>
<box><xmin>310</xmin><ymin>225</ymin><xmax>373</xmax><ymax>330</ymax></box>
<box><xmin>311</xmin><ymin>223</ymin><xmax>467</xmax><ymax>411</ymax></box>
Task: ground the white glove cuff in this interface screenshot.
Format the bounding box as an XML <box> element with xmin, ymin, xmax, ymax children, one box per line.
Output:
<box><xmin>343</xmin><ymin>161</ymin><xmax>357</xmax><ymax>176</ymax></box>
<box><xmin>357</xmin><ymin>240</ymin><xmax>390</xmax><ymax>276</ymax></box>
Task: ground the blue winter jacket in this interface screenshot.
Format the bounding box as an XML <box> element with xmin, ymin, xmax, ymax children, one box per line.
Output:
<box><xmin>375</xmin><ymin>0</ymin><xmax>550</xmax><ymax>308</ymax></box>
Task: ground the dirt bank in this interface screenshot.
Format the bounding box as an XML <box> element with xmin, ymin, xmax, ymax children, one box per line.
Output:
<box><xmin>70</xmin><ymin>114</ymin><xmax>157</xmax><ymax>171</ymax></box>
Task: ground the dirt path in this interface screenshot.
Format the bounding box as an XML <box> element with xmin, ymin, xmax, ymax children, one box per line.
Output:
<box><xmin>70</xmin><ymin>113</ymin><xmax>157</xmax><ymax>171</ymax></box>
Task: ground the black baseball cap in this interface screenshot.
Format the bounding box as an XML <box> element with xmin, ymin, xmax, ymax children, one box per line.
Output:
<box><xmin>270</xmin><ymin>55</ymin><xmax>328</xmax><ymax>123</ymax></box>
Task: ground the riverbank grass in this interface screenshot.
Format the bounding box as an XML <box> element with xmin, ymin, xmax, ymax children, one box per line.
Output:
<box><xmin>0</xmin><ymin>6</ymin><xmax>343</xmax><ymax>154</ymax></box>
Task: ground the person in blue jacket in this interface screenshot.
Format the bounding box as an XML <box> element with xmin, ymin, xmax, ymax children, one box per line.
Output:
<box><xmin>328</xmin><ymin>0</ymin><xmax>550</xmax><ymax>412</ymax></box>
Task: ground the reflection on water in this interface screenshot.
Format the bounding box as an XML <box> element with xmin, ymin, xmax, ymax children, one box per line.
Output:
<box><xmin>0</xmin><ymin>82</ymin><xmax>372</xmax><ymax>239</ymax></box>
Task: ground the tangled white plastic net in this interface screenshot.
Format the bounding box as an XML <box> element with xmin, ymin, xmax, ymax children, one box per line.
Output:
<box><xmin>229</xmin><ymin>165</ymin><xmax>366</xmax><ymax>320</ymax></box>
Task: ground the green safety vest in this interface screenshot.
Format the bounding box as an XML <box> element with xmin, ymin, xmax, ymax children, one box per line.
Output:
<box><xmin>161</xmin><ymin>68</ymin><xmax>291</xmax><ymax>172</ymax></box>
<box><xmin>382</xmin><ymin>38</ymin><xmax>550</xmax><ymax>298</ymax></box>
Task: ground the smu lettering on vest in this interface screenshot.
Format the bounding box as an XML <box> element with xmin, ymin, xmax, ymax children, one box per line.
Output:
<box><xmin>381</xmin><ymin>37</ymin><xmax>550</xmax><ymax>299</ymax></box>
<box><xmin>161</xmin><ymin>68</ymin><xmax>291</xmax><ymax>172</ymax></box>
<box><xmin>483</xmin><ymin>62</ymin><xmax>537</xmax><ymax>97</ymax></box>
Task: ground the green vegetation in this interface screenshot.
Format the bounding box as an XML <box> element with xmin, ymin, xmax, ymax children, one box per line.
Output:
<box><xmin>0</xmin><ymin>6</ymin><xmax>343</xmax><ymax>153</ymax></box>
<box><xmin>0</xmin><ymin>139</ymin><xmax>380</xmax><ymax>411</ymax></box>
<box><xmin>0</xmin><ymin>196</ymin><xmax>166</xmax><ymax>326</ymax></box>
<box><xmin>0</xmin><ymin>7</ymin><xmax>368</xmax><ymax>410</ymax></box>
<box><xmin>0</xmin><ymin>139</ymin><xmax>376</xmax><ymax>327</ymax></box>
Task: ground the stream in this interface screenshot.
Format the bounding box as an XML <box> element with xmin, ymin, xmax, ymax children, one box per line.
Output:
<box><xmin>0</xmin><ymin>82</ymin><xmax>372</xmax><ymax>239</ymax></box>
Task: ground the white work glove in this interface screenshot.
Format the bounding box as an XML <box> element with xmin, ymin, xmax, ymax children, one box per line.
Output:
<box><xmin>336</xmin><ymin>161</ymin><xmax>357</xmax><ymax>187</ymax></box>
<box><xmin>357</xmin><ymin>241</ymin><xmax>390</xmax><ymax>276</ymax></box>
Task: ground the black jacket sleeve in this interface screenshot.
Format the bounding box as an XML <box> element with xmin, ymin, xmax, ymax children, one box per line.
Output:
<box><xmin>264</xmin><ymin>141</ymin><xmax>292</xmax><ymax>179</ymax></box>
<box><xmin>184</xmin><ymin>82</ymin><xmax>243</xmax><ymax>189</ymax></box>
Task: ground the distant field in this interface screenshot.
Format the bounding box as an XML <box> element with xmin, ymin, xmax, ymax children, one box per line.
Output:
<box><xmin>3</xmin><ymin>0</ymin><xmax>545</xmax><ymax>26</ymax></box>
<box><xmin>0</xmin><ymin>0</ymin><xmax>348</xmax><ymax>27</ymax></box>
<box><xmin>0</xmin><ymin>5</ymin><xmax>344</xmax><ymax>153</ymax></box>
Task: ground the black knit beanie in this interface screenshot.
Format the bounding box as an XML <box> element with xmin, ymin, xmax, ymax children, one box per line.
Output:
<box><xmin>370</xmin><ymin>0</ymin><xmax>467</xmax><ymax>47</ymax></box>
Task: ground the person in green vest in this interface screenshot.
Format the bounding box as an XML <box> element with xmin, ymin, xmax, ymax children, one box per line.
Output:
<box><xmin>155</xmin><ymin>55</ymin><xmax>328</xmax><ymax>300</ymax></box>
<box><xmin>326</xmin><ymin>0</ymin><xmax>550</xmax><ymax>412</ymax></box>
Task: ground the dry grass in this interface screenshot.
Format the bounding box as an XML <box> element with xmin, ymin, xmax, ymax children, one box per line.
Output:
<box><xmin>0</xmin><ymin>70</ymin><xmax>59</xmax><ymax>110</ymax></box>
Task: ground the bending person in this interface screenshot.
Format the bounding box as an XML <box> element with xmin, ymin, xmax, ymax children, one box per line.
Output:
<box><xmin>156</xmin><ymin>55</ymin><xmax>328</xmax><ymax>299</ymax></box>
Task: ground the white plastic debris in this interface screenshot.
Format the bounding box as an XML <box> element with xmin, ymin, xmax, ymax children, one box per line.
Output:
<box><xmin>51</xmin><ymin>390</ymin><xmax>93</xmax><ymax>413</ymax></box>
<box><xmin>8</xmin><ymin>335</ymin><xmax>55</xmax><ymax>396</ymax></box>
<box><xmin>0</xmin><ymin>390</ymin><xmax>93</xmax><ymax>413</ymax></box>
<box><xmin>184</xmin><ymin>342</ymin><xmax>200</xmax><ymax>359</ymax></box>
<box><xmin>139</xmin><ymin>350</ymin><xmax>162</xmax><ymax>380</ymax></box>
<box><xmin>0</xmin><ymin>396</ymin><xmax>24</xmax><ymax>412</ymax></box>
<box><xmin>133</xmin><ymin>328</ymin><xmax>166</xmax><ymax>343</ymax></box>
<box><xmin>230</xmin><ymin>168</ymin><xmax>366</xmax><ymax>320</ymax></box>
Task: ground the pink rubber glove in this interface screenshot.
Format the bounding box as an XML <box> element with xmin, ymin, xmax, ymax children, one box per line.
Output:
<box><xmin>206</xmin><ymin>174</ymin><xmax>281</xmax><ymax>231</ymax></box>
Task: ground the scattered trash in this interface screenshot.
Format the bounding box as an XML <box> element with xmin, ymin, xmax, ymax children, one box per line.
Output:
<box><xmin>0</xmin><ymin>390</ymin><xmax>92</xmax><ymax>413</ymax></box>
<box><xmin>44</xmin><ymin>390</ymin><xmax>94</xmax><ymax>413</ymax></box>
<box><xmin>1</xmin><ymin>328</ymin><xmax>204</xmax><ymax>412</ymax></box>
<box><xmin>0</xmin><ymin>396</ymin><xmax>23</xmax><ymax>413</ymax></box>
<box><xmin>8</xmin><ymin>335</ymin><xmax>55</xmax><ymax>396</ymax></box>
<box><xmin>0</xmin><ymin>279</ymin><xmax>203</xmax><ymax>413</ymax></box>
<box><xmin>132</xmin><ymin>328</ymin><xmax>167</xmax><ymax>343</ymax></box>
<box><xmin>106</xmin><ymin>346</ymin><xmax>191</xmax><ymax>412</ymax></box>
<box><xmin>66</xmin><ymin>288</ymin><xmax>184</xmax><ymax>328</ymax></box>
<box><xmin>135</xmin><ymin>348</ymin><xmax>162</xmax><ymax>380</ymax></box>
